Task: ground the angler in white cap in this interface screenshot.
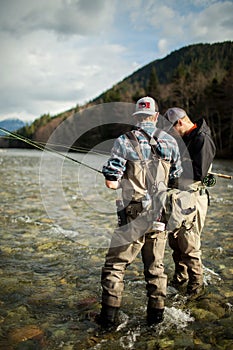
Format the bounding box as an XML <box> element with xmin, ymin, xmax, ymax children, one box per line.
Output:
<box><xmin>97</xmin><ymin>97</ymin><xmax>182</xmax><ymax>328</ymax></box>
<box><xmin>163</xmin><ymin>107</ymin><xmax>216</xmax><ymax>297</ymax></box>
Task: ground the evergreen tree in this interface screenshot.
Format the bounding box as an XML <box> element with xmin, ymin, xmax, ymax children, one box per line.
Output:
<box><xmin>146</xmin><ymin>66</ymin><xmax>160</xmax><ymax>99</ymax></box>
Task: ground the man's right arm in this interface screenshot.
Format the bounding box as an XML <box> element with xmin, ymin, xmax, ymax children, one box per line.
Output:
<box><xmin>105</xmin><ymin>179</ymin><xmax>121</xmax><ymax>190</ymax></box>
<box><xmin>102</xmin><ymin>137</ymin><xmax>127</xmax><ymax>188</ymax></box>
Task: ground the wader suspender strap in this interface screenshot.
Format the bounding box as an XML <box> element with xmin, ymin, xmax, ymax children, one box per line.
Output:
<box><xmin>125</xmin><ymin>130</ymin><xmax>159</xmax><ymax>192</ymax></box>
<box><xmin>132</xmin><ymin>127</ymin><xmax>159</xmax><ymax>154</ymax></box>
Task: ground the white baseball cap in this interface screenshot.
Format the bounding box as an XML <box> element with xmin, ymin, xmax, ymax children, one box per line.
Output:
<box><xmin>132</xmin><ymin>96</ymin><xmax>158</xmax><ymax>116</ymax></box>
<box><xmin>163</xmin><ymin>107</ymin><xmax>187</xmax><ymax>125</ymax></box>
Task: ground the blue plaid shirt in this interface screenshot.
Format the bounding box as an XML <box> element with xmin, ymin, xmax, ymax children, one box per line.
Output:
<box><xmin>103</xmin><ymin>122</ymin><xmax>182</xmax><ymax>181</ymax></box>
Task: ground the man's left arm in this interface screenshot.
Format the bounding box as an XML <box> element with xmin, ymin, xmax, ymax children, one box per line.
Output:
<box><xmin>193</xmin><ymin>133</ymin><xmax>216</xmax><ymax>180</ymax></box>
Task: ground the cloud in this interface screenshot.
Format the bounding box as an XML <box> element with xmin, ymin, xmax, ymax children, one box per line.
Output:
<box><xmin>0</xmin><ymin>0</ymin><xmax>116</xmax><ymax>36</ymax></box>
<box><xmin>188</xmin><ymin>1</ymin><xmax>233</xmax><ymax>42</ymax></box>
<box><xmin>152</xmin><ymin>1</ymin><xmax>233</xmax><ymax>52</ymax></box>
<box><xmin>128</xmin><ymin>0</ymin><xmax>233</xmax><ymax>55</ymax></box>
<box><xmin>0</xmin><ymin>28</ymin><xmax>130</xmax><ymax>120</ymax></box>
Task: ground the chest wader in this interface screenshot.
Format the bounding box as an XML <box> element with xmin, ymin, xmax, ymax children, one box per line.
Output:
<box><xmin>124</xmin><ymin>130</ymin><xmax>171</xmax><ymax>324</ymax></box>
<box><xmin>166</xmin><ymin>182</ymin><xmax>208</xmax><ymax>295</ymax></box>
<box><xmin>119</xmin><ymin>129</ymin><xmax>171</xmax><ymax>233</ymax></box>
<box><xmin>100</xmin><ymin>129</ymin><xmax>171</xmax><ymax>328</ymax></box>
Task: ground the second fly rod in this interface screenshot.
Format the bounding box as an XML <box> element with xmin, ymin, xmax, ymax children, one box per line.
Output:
<box><xmin>0</xmin><ymin>127</ymin><xmax>102</xmax><ymax>174</ymax></box>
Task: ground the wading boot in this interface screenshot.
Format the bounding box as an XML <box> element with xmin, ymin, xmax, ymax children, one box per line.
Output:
<box><xmin>97</xmin><ymin>304</ymin><xmax>119</xmax><ymax>329</ymax></box>
<box><xmin>170</xmin><ymin>275</ymin><xmax>188</xmax><ymax>289</ymax></box>
<box><xmin>147</xmin><ymin>307</ymin><xmax>164</xmax><ymax>326</ymax></box>
<box><xmin>187</xmin><ymin>283</ymin><xmax>205</xmax><ymax>299</ymax></box>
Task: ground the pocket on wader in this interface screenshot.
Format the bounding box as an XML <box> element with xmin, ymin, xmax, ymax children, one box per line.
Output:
<box><xmin>125</xmin><ymin>202</ymin><xmax>143</xmax><ymax>220</ymax></box>
<box><xmin>165</xmin><ymin>189</ymin><xmax>197</xmax><ymax>231</ymax></box>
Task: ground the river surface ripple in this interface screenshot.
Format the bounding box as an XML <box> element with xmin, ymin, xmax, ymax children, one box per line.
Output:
<box><xmin>0</xmin><ymin>149</ymin><xmax>232</xmax><ymax>349</ymax></box>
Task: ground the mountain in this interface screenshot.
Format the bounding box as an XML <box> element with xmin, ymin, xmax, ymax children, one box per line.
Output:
<box><xmin>0</xmin><ymin>119</ymin><xmax>26</xmax><ymax>136</ymax></box>
<box><xmin>1</xmin><ymin>41</ymin><xmax>233</xmax><ymax>158</ymax></box>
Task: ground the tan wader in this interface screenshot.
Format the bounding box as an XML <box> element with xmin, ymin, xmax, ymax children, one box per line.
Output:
<box><xmin>101</xmin><ymin>159</ymin><xmax>170</xmax><ymax>310</ymax></box>
<box><xmin>166</xmin><ymin>182</ymin><xmax>208</xmax><ymax>293</ymax></box>
<box><xmin>101</xmin><ymin>210</ymin><xmax>167</xmax><ymax>309</ymax></box>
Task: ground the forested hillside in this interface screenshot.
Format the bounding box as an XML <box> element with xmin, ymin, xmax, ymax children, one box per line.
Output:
<box><xmin>1</xmin><ymin>41</ymin><xmax>232</xmax><ymax>158</ymax></box>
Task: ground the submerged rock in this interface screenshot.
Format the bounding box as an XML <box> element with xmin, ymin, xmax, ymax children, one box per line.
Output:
<box><xmin>197</xmin><ymin>300</ymin><xmax>225</xmax><ymax>318</ymax></box>
<box><xmin>191</xmin><ymin>307</ymin><xmax>218</xmax><ymax>322</ymax></box>
<box><xmin>8</xmin><ymin>325</ymin><xmax>44</xmax><ymax>345</ymax></box>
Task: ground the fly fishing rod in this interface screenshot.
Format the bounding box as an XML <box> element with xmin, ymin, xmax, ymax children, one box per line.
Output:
<box><xmin>203</xmin><ymin>171</ymin><xmax>232</xmax><ymax>187</ymax></box>
<box><xmin>0</xmin><ymin>127</ymin><xmax>102</xmax><ymax>174</ymax></box>
<box><xmin>1</xmin><ymin>127</ymin><xmax>232</xmax><ymax>181</ymax></box>
<box><xmin>36</xmin><ymin>140</ymin><xmax>110</xmax><ymax>156</ymax></box>
<box><xmin>209</xmin><ymin>172</ymin><xmax>232</xmax><ymax>180</ymax></box>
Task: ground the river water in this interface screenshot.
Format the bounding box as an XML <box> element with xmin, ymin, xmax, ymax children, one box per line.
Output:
<box><xmin>0</xmin><ymin>149</ymin><xmax>232</xmax><ymax>350</ymax></box>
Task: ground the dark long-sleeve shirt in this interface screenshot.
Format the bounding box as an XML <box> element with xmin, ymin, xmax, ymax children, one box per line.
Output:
<box><xmin>181</xmin><ymin>119</ymin><xmax>216</xmax><ymax>181</ymax></box>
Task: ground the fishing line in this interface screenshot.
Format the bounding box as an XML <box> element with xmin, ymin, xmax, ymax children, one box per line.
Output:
<box><xmin>37</xmin><ymin>141</ymin><xmax>110</xmax><ymax>156</ymax></box>
<box><xmin>2</xmin><ymin>127</ymin><xmax>231</xmax><ymax>180</ymax></box>
<box><xmin>2</xmin><ymin>135</ymin><xmax>109</xmax><ymax>157</ymax></box>
<box><xmin>0</xmin><ymin>127</ymin><xmax>102</xmax><ymax>174</ymax></box>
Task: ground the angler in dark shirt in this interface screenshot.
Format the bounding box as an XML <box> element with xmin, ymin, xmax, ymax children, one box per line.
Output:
<box><xmin>163</xmin><ymin>107</ymin><xmax>216</xmax><ymax>296</ymax></box>
<box><xmin>181</xmin><ymin>118</ymin><xmax>216</xmax><ymax>181</ymax></box>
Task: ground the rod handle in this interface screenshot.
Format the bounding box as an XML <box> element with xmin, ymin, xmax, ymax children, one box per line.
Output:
<box><xmin>209</xmin><ymin>172</ymin><xmax>232</xmax><ymax>179</ymax></box>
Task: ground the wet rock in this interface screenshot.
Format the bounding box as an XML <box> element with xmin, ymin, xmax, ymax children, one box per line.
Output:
<box><xmin>39</xmin><ymin>217</ymin><xmax>54</xmax><ymax>224</ymax></box>
<box><xmin>193</xmin><ymin>336</ymin><xmax>212</xmax><ymax>349</ymax></box>
<box><xmin>77</xmin><ymin>297</ymin><xmax>98</xmax><ymax>309</ymax></box>
<box><xmin>191</xmin><ymin>307</ymin><xmax>218</xmax><ymax>322</ymax></box>
<box><xmin>223</xmin><ymin>290</ymin><xmax>233</xmax><ymax>298</ymax></box>
<box><xmin>8</xmin><ymin>325</ymin><xmax>44</xmax><ymax>345</ymax></box>
<box><xmin>145</xmin><ymin>339</ymin><xmax>156</xmax><ymax>350</ymax></box>
<box><xmin>197</xmin><ymin>300</ymin><xmax>226</xmax><ymax>318</ymax></box>
<box><xmin>5</xmin><ymin>306</ymin><xmax>30</xmax><ymax>325</ymax></box>
<box><xmin>0</xmin><ymin>339</ymin><xmax>14</xmax><ymax>350</ymax></box>
<box><xmin>0</xmin><ymin>276</ymin><xmax>20</xmax><ymax>294</ymax></box>
<box><xmin>52</xmin><ymin>328</ymin><xmax>67</xmax><ymax>340</ymax></box>
<box><xmin>125</xmin><ymin>269</ymin><xmax>140</xmax><ymax>277</ymax></box>
<box><xmin>27</xmin><ymin>292</ymin><xmax>53</xmax><ymax>306</ymax></box>
<box><xmin>1</xmin><ymin>246</ymin><xmax>13</xmax><ymax>254</ymax></box>
<box><xmin>76</xmin><ymin>297</ymin><xmax>99</xmax><ymax>321</ymax></box>
<box><xmin>216</xmin><ymin>315</ymin><xmax>233</xmax><ymax>339</ymax></box>
<box><xmin>174</xmin><ymin>335</ymin><xmax>194</xmax><ymax>348</ymax></box>
<box><xmin>36</xmin><ymin>242</ymin><xmax>57</xmax><ymax>251</ymax></box>
<box><xmin>157</xmin><ymin>338</ymin><xmax>175</xmax><ymax>349</ymax></box>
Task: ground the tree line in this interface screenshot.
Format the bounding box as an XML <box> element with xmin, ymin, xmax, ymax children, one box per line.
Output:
<box><xmin>1</xmin><ymin>42</ymin><xmax>232</xmax><ymax>158</ymax></box>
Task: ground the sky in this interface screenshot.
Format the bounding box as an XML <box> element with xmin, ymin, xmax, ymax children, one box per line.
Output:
<box><xmin>0</xmin><ymin>0</ymin><xmax>233</xmax><ymax>122</ymax></box>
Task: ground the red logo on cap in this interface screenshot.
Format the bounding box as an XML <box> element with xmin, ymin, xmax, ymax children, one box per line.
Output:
<box><xmin>139</xmin><ymin>102</ymin><xmax>150</xmax><ymax>109</ymax></box>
